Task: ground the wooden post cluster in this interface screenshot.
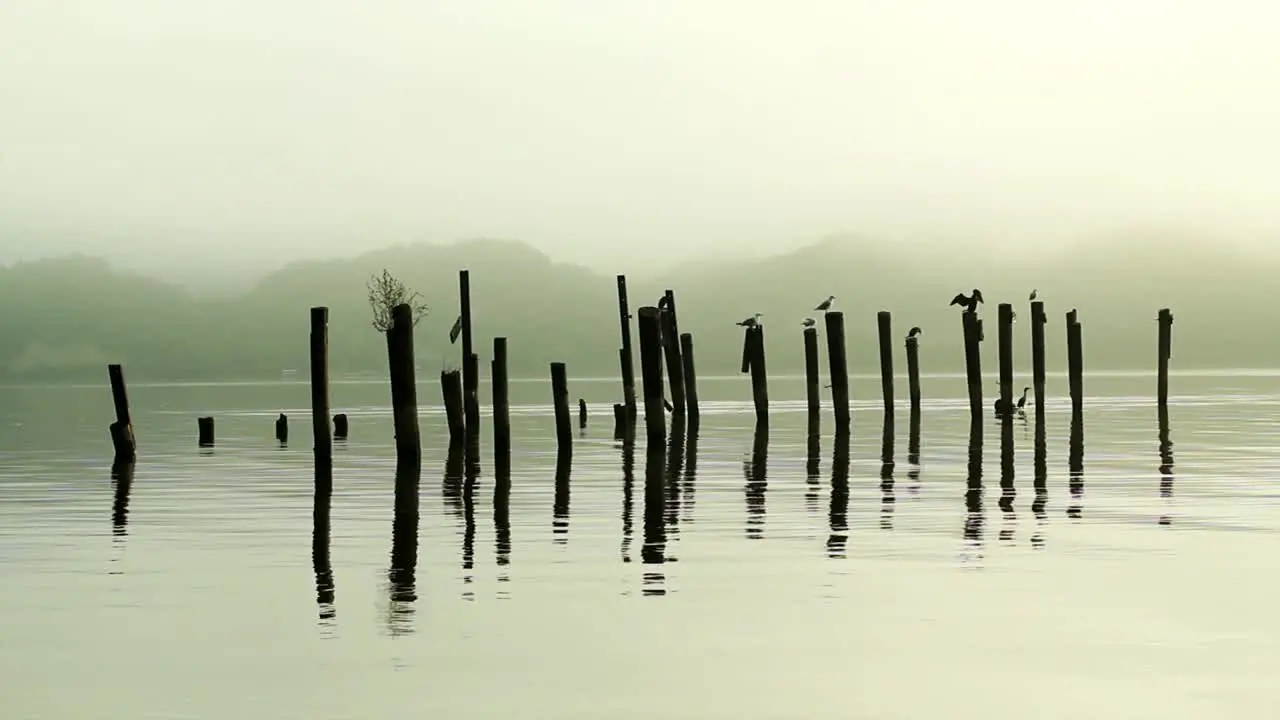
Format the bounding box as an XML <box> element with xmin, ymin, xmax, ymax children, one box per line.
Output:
<box><xmin>310</xmin><ymin>307</ymin><xmax>331</xmax><ymax>463</ymax></box>
<box><xmin>742</xmin><ymin>325</ymin><xmax>769</xmax><ymax>428</ymax></box>
<box><xmin>550</xmin><ymin>362</ymin><xmax>572</xmax><ymax>454</ymax></box>
<box><xmin>659</xmin><ymin>290</ymin><xmax>687</xmax><ymax>416</ymax></box>
<box><xmin>440</xmin><ymin>369</ymin><xmax>465</xmax><ymax>447</ymax></box>
<box><xmin>877</xmin><ymin>311</ymin><xmax>894</xmax><ymax>419</ymax></box>
<box><xmin>491</xmin><ymin>337</ymin><xmax>511</xmax><ymax>472</ymax></box>
<box><xmin>1066</xmin><ymin>310</ymin><xmax>1083</xmax><ymax>421</ymax></box>
<box><xmin>961</xmin><ymin>310</ymin><xmax>983</xmax><ymax>426</ymax></box>
<box><xmin>997</xmin><ymin>303</ymin><xmax>1014</xmax><ymax>413</ymax></box>
<box><xmin>824</xmin><ymin>311</ymin><xmax>850</xmax><ymax>434</ymax></box>
<box><xmin>636</xmin><ymin>306</ymin><xmax>667</xmax><ymax>443</ymax></box>
<box><xmin>803</xmin><ymin>327</ymin><xmax>821</xmax><ymax>429</ymax></box>
<box><xmin>459</xmin><ymin>270</ymin><xmax>480</xmax><ymax>447</ymax></box>
<box><xmin>679</xmin><ymin>333</ymin><xmax>700</xmax><ymax>421</ymax></box>
<box><xmin>905</xmin><ymin>335</ymin><xmax>921</xmax><ymax>420</ymax></box>
<box><xmin>1030</xmin><ymin>300</ymin><xmax>1047</xmax><ymax>419</ymax></box>
<box><xmin>387</xmin><ymin>303</ymin><xmax>421</xmax><ymax>462</ymax></box>
<box><xmin>107</xmin><ymin>363</ymin><xmax>136</xmax><ymax>463</ymax></box>
<box><xmin>616</xmin><ymin>275</ymin><xmax>638</xmax><ymax>427</ymax></box>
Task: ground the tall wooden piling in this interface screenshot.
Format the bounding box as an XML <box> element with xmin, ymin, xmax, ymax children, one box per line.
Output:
<box><xmin>803</xmin><ymin>327</ymin><xmax>821</xmax><ymax>428</ymax></box>
<box><xmin>961</xmin><ymin>311</ymin><xmax>983</xmax><ymax>425</ymax></box>
<box><xmin>616</xmin><ymin>275</ymin><xmax>638</xmax><ymax>423</ymax></box>
<box><xmin>491</xmin><ymin>337</ymin><xmax>511</xmax><ymax>467</ymax></box>
<box><xmin>1158</xmin><ymin>308</ymin><xmax>1173</xmax><ymax>420</ymax></box>
<box><xmin>275</xmin><ymin>413</ymin><xmax>288</xmax><ymax>444</ymax></box>
<box><xmin>746</xmin><ymin>326</ymin><xmax>769</xmax><ymax>428</ymax></box>
<box><xmin>659</xmin><ymin>291</ymin><xmax>686</xmax><ymax>415</ymax></box>
<box><xmin>459</xmin><ymin>270</ymin><xmax>479</xmax><ymax>443</ymax></box>
<box><xmin>679</xmin><ymin>333</ymin><xmax>700</xmax><ymax>421</ymax></box>
<box><xmin>1031</xmin><ymin>299</ymin><xmax>1046</xmax><ymax>413</ymax></box>
<box><xmin>107</xmin><ymin>363</ymin><xmax>136</xmax><ymax>463</ymax></box>
<box><xmin>824</xmin><ymin>312</ymin><xmax>851</xmax><ymax>433</ymax></box>
<box><xmin>310</xmin><ymin>307</ymin><xmax>331</xmax><ymax>462</ymax></box>
<box><xmin>1066</xmin><ymin>310</ymin><xmax>1083</xmax><ymax>422</ymax></box>
<box><xmin>551</xmin><ymin>362</ymin><xmax>572</xmax><ymax>454</ymax></box>
<box><xmin>997</xmin><ymin>303</ymin><xmax>1014</xmax><ymax>412</ymax></box>
<box><xmin>440</xmin><ymin>370</ymin><xmax>465</xmax><ymax>447</ymax></box>
<box><xmin>877</xmin><ymin>311</ymin><xmax>894</xmax><ymax>418</ymax></box>
<box><xmin>905</xmin><ymin>335</ymin><xmax>921</xmax><ymax>419</ymax></box>
<box><xmin>387</xmin><ymin>303</ymin><xmax>421</xmax><ymax>462</ymax></box>
<box><xmin>197</xmin><ymin>417</ymin><xmax>215</xmax><ymax>447</ymax></box>
<box><xmin>636</xmin><ymin>307</ymin><xmax>667</xmax><ymax>443</ymax></box>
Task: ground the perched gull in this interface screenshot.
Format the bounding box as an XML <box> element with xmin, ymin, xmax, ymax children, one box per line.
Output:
<box><xmin>736</xmin><ymin>313</ymin><xmax>763</xmax><ymax>328</ymax></box>
<box><xmin>814</xmin><ymin>295</ymin><xmax>836</xmax><ymax>312</ymax></box>
<box><xmin>801</xmin><ymin>317</ymin><xmax>817</xmax><ymax>329</ymax></box>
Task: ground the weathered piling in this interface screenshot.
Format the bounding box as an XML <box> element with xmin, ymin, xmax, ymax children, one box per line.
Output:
<box><xmin>578</xmin><ymin>398</ymin><xmax>588</xmax><ymax>430</ymax></box>
<box><xmin>1031</xmin><ymin>300</ymin><xmax>1046</xmax><ymax>418</ymax></box>
<box><xmin>877</xmin><ymin>311</ymin><xmax>894</xmax><ymax>419</ymax></box>
<box><xmin>309</xmin><ymin>307</ymin><xmax>331</xmax><ymax>461</ymax></box>
<box><xmin>491</xmin><ymin>337</ymin><xmax>511</xmax><ymax>464</ymax></box>
<box><xmin>107</xmin><ymin>363</ymin><xmax>136</xmax><ymax>462</ymax></box>
<box><xmin>616</xmin><ymin>275</ymin><xmax>638</xmax><ymax>423</ymax></box>
<box><xmin>197</xmin><ymin>416</ymin><xmax>215</xmax><ymax>447</ymax></box>
<box><xmin>679</xmin><ymin>333</ymin><xmax>700</xmax><ymax>421</ymax></box>
<box><xmin>746</xmin><ymin>325</ymin><xmax>769</xmax><ymax>428</ymax></box>
<box><xmin>659</xmin><ymin>291</ymin><xmax>686</xmax><ymax>415</ymax></box>
<box><xmin>1158</xmin><ymin>308</ymin><xmax>1173</xmax><ymax>419</ymax></box>
<box><xmin>961</xmin><ymin>311</ymin><xmax>983</xmax><ymax>425</ymax></box>
<box><xmin>550</xmin><ymin>362</ymin><xmax>572</xmax><ymax>454</ymax></box>
<box><xmin>997</xmin><ymin>303</ymin><xmax>1014</xmax><ymax>413</ymax></box>
<box><xmin>440</xmin><ymin>369</ymin><xmax>465</xmax><ymax>447</ymax></box>
<box><xmin>905</xmin><ymin>335</ymin><xmax>921</xmax><ymax>419</ymax></box>
<box><xmin>332</xmin><ymin>414</ymin><xmax>348</xmax><ymax>440</ymax></box>
<box><xmin>824</xmin><ymin>312</ymin><xmax>851</xmax><ymax>433</ymax></box>
<box><xmin>387</xmin><ymin>303</ymin><xmax>421</xmax><ymax>463</ymax></box>
<box><xmin>613</xmin><ymin>403</ymin><xmax>627</xmax><ymax>440</ymax></box>
<box><xmin>636</xmin><ymin>307</ymin><xmax>667</xmax><ymax>443</ymax></box>
<box><xmin>459</xmin><ymin>270</ymin><xmax>479</xmax><ymax>444</ymax></box>
<box><xmin>803</xmin><ymin>327</ymin><xmax>821</xmax><ymax>428</ymax></box>
<box><xmin>1066</xmin><ymin>310</ymin><xmax>1083</xmax><ymax>422</ymax></box>
<box><xmin>275</xmin><ymin>413</ymin><xmax>288</xmax><ymax>444</ymax></box>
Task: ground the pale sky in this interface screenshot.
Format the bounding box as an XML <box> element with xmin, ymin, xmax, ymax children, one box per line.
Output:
<box><xmin>2</xmin><ymin>0</ymin><xmax>1279</xmax><ymax>274</ymax></box>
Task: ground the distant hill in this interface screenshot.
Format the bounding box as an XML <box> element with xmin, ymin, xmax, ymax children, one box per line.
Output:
<box><xmin>0</xmin><ymin>232</ymin><xmax>1274</xmax><ymax>384</ymax></box>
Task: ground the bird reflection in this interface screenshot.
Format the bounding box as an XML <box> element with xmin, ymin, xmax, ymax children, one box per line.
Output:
<box><xmin>907</xmin><ymin>403</ymin><xmax>921</xmax><ymax>494</ymax></box>
<box><xmin>682</xmin><ymin>418</ymin><xmax>700</xmax><ymax>523</ymax></box>
<box><xmin>1068</xmin><ymin>413</ymin><xmax>1084</xmax><ymax>519</ymax></box>
<box><xmin>387</xmin><ymin>458</ymin><xmax>421</xmax><ymax>636</ymax></box>
<box><xmin>641</xmin><ymin>440</ymin><xmax>668</xmax><ymax>596</ymax></box>
<box><xmin>312</xmin><ymin>457</ymin><xmax>335</xmax><ymax>625</ymax></box>
<box><xmin>620</xmin><ymin>436</ymin><xmax>636</xmax><ymax>564</ymax></box>
<box><xmin>744</xmin><ymin>427</ymin><xmax>769</xmax><ymax>540</ymax></box>
<box><xmin>665</xmin><ymin>416</ymin><xmax>686</xmax><ymax>539</ymax></box>
<box><xmin>553</xmin><ymin>450</ymin><xmax>571</xmax><ymax>544</ymax></box>
<box><xmin>111</xmin><ymin>461</ymin><xmax>134</xmax><ymax>540</ymax></box>
<box><xmin>805</xmin><ymin>423</ymin><xmax>821</xmax><ymax>514</ymax></box>
<box><xmin>1159</xmin><ymin>406</ymin><xmax>1175</xmax><ymax>526</ymax></box>
<box><xmin>961</xmin><ymin>422</ymin><xmax>985</xmax><ymax>565</ymax></box>
<box><xmin>880</xmin><ymin>417</ymin><xmax>895</xmax><ymax>531</ymax></box>
<box><xmin>827</xmin><ymin>431</ymin><xmax>850</xmax><ymax>559</ymax></box>
<box><xmin>494</xmin><ymin>460</ymin><xmax>512</xmax><ymax>594</ymax></box>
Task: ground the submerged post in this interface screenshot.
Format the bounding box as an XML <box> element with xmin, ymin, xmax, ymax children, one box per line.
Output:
<box><xmin>309</xmin><ymin>307</ymin><xmax>331</xmax><ymax>462</ymax></box>
<box><xmin>636</xmin><ymin>306</ymin><xmax>667</xmax><ymax>443</ymax></box>
<box><xmin>905</xmin><ymin>334</ymin><xmax>921</xmax><ymax>419</ymax></box>
<box><xmin>997</xmin><ymin>303</ymin><xmax>1014</xmax><ymax>413</ymax></box>
<box><xmin>440</xmin><ymin>370</ymin><xmax>465</xmax><ymax>447</ymax></box>
<box><xmin>659</xmin><ymin>291</ymin><xmax>686</xmax><ymax>415</ymax></box>
<box><xmin>387</xmin><ymin>303</ymin><xmax>421</xmax><ymax>462</ymax></box>
<box><xmin>107</xmin><ymin>363</ymin><xmax>136</xmax><ymax>463</ymax></box>
<box><xmin>877</xmin><ymin>311</ymin><xmax>894</xmax><ymax>419</ymax></box>
<box><xmin>803</xmin><ymin>327</ymin><xmax>820</xmax><ymax>428</ymax></box>
<box><xmin>1031</xmin><ymin>300</ymin><xmax>1046</xmax><ymax>420</ymax></box>
<box><xmin>491</xmin><ymin>337</ymin><xmax>511</xmax><ymax>462</ymax></box>
<box><xmin>1158</xmin><ymin>308</ymin><xmax>1173</xmax><ymax>418</ymax></box>
<box><xmin>747</xmin><ymin>325</ymin><xmax>769</xmax><ymax>428</ymax></box>
<box><xmin>961</xmin><ymin>311</ymin><xmax>983</xmax><ymax>425</ymax></box>
<box><xmin>197</xmin><ymin>417</ymin><xmax>215</xmax><ymax>447</ymax></box>
<box><xmin>332</xmin><ymin>414</ymin><xmax>348</xmax><ymax>440</ymax></box>
<box><xmin>550</xmin><ymin>362</ymin><xmax>572</xmax><ymax>454</ymax></box>
<box><xmin>459</xmin><ymin>270</ymin><xmax>479</xmax><ymax>444</ymax></box>
<box><xmin>612</xmin><ymin>403</ymin><xmax>627</xmax><ymax>440</ymax></box>
<box><xmin>824</xmin><ymin>311</ymin><xmax>851</xmax><ymax>433</ymax></box>
<box><xmin>578</xmin><ymin>398</ymin><xmax>588</xmax><ymax>430</ymax></box>
<box><xmin>617</xmin><ymin>275</ymin><xmax>638</xmax><ymax>423</ymax></box>
<box><xmin>275</xmin><ymin>413</ymin><xmax>288</xmax><ymax>444</ymax></box>
<box><xmin>679</xmin><ymin>333</ymin><xmax>700</xmax><ymax>421</ymax></box>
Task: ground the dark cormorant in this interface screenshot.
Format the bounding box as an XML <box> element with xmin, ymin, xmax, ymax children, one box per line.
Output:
<box><xmin>994</xmin><ymin>386</ymin><xmax>1031</xmax><ymax>415</ymax></box>
<box><xmin>814</xmin><ymin>295</ymin><xmax>836</xmax><ymax>312</ymax></box>
<box><xmin>736</xmin><ymin>313</ymin><xmax>762</xmax><ymax>328</ymax></box>
<box><xmin>1029</xmin><ymin>289</ymin><xmax>1038</xmax><ymax>301</ymax></box>
<box><xmin>906</xmin><ymin>326</ymin><xmax>922</xmax><ymax>339</ymax></box>
<box><xmin>449</xmin><ymin>314</ymin><xmax>463</xmax><ymax>344</ymax></box>
<box><xmin>949</xmin><ymin>289</ymin><xmax>984</xmax><ymax>313</ymax></box>
<box><xmin>801</xmin><ymin>317</ymin><xmax>816</xmax><ymax>329</ymax></box>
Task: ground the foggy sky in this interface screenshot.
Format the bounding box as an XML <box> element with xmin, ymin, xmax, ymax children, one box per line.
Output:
<box><xmin>3</xmin><ymin>1</ymin><xmax>1279</xmax><ymax>274</ymax></box>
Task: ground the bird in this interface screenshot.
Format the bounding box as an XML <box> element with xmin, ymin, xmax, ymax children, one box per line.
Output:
<box><xmin>906</xmin><ymin>326</ymin><xmax>922</xmax><ymax>339</ymax></box>
<box><xmin>736</xmin><ymin>313</ymin><xmax>763</xmax><ymax>328</ymax></box>
<box><xmin>949</xmin><ymin>289</ymin><xmax>984</xmax><ymax>313</ymax></box>
<box><xmin>993</xmin><ymin>386</ymin><xmax>1031</xmax><ymax>415</ymax></box>
<box><xmin>814</xmin><ymin>295</ymin><xmax>836</xmax><ymax>312</ymax></box>
<box><xmin>801</xmin><ymin>317</ymin><xmax>817</xmax><ymax>328</ymax></box>
<box><xmin>449</xmin><ymin>314</ymin><xmax>463</xmax><ymax>344</ymax></box>
<box><xmin>1029</xmin><ymin>289</ymin><xmax>1038</xmax><ymax>301</ymax></box>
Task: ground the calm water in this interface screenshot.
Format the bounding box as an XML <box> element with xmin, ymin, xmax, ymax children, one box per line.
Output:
<box><xmin>2</xmin><ymin>371</ymin><xmax>1278</xmax><ymax>718</ymax></box>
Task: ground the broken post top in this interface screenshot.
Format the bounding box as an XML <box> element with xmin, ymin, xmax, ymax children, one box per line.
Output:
<box><xmin>1159</xmin><ymin>308</ymin><xmax>1174</xmax><ymax>324</ymax></box>
<box><xmin>390</xmin><ymin>303</ymin><xmax>413</xmax><ymax>329</ymax></box>
<box><xmin>311</xmin><ymin>306</ymin><xmax>328</xmax><ymax>324</ymax></box>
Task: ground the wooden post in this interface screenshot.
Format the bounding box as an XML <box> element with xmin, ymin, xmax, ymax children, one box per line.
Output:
<box><xmin>387</xmin><ymin>303</ymin><xmax>421</xmax><ymax>463</ymax></box>
<box><xmin>679</xmin><ymin>333</ymin><xmax>700</xmax><ymax>422</ymax></box>
<box><xmin>1030</xmin><ymin>300</ymin><xmax>1046</xmax><ymax>414</ymax></box>
<box><xmin>824</xmin><ymin>311</ymin><xmax>851</xmax><ymax>433</ymax></box>
<box><xmin>578</xmin><ymin>398</ymin><xmax>588</xmax><ymax>430</ymax></box>
<box><xmin>803</xmin><ymin>327</ymin><xmax>820</xmax><ymax>429</ymax></box>
<box><xmin>440</xmin><ymin>369</ymin><xmax>465</xmax><ymax>447</ymax></box>
<box><xmin>659</xmin><ymin>291</ymin><xmax>686</xmax><ymax>415</ymax></box>
<box><xmin>551</xmin><ymin>362</ymin><xmax>572</xmax><ymax>454</ymax></box>
<box><xmin>1158</xmin><ymin>308</ymin><xmax>1173</xmax><ymax>419</ymax></box>
<box><xmin>310</xmin><ymin>307</ymin><xmax>331</xmax><ymax>461</ymax></box>
<box><xmin>332</xmin><ymin>414</ymin><xmax>348</xmax><ymax>440</ymax></box>
<box><xmin>491</xmin><ymin>337</ymin><xmax>511</xmax><ymax>472</ymax></box>
<box><xmin>107</xmin><ymin>363</ymin><xmax>136</xmax><ymax>463</ymax></box>
<box><xmin>275</xmin><ymin>413</ymin><xmax>288</xmax><ymax>444</ymax></box>
<box><xmin>997</xmin><ymin>303</ymin><xmax>1014</xmax><ymax>413</ymax></box>
<box><xmin>1067</xmin><ymin>310</ymin><xmax>1083</xmax><ymax>423</ymax></box>
<box><xmin>636</xmin><ymin>306</ymin><xmax>666</xmax><ymax>443</ymax></box>
<box><xmin>459</xmin><ymin>270</ymin><xmax>479</xmax><ymax>443</ymax></box>
<box><xmin>747</xmin><ymin>325</ymin><xmax>769</xmax><ymax>428</ymax></box>
<box><xmin>905</xmin><ymin>336</ymin><xmax>921</xmax><ymax>419</ymax></box>
<box><xmin>613</xmin><ymin>403</ymin><xmax>627</xmax><ymax>440</ymax></box>
<box><xmin>617</xmin><ymin>275</ymin><xmax>638</xmax><ymax>423</ymax></box>
<box><xmin>877</xmin><ymin>311</ymin><xmax>894</xmax><ymax>418</ymax></box>
<box><xmin>961</xmin><ymin>311</ymin><xmax>983</xmax><ymax>425</ymax></box>
<box><xmin>197</xmin><ymin>416</ymin><xmax>215</xmax><ymax>447</ymax></box>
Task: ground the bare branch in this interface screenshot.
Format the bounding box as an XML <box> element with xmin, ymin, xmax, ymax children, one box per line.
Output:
<box><xmin>367</xmin><ymin>269</ymin><xmax>430</xmax><ymax>332</ymax></box>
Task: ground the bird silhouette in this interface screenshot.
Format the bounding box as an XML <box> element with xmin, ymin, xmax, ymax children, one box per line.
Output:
<box><xmin>814</xmin><ymin>295</ymin><xmax>836</xmax><ymax>312</ymax></box>
<box><xmin>1029</xmin><ymin>289</ymin><xmax>1038</xmax><ymax>301</ymax></box>
<box><xmin>801</xmin><ymin>317</ymin><xmax>817</xmax><ymax>328</ymax></box>
<box><xmin>994</xmin><ymin>386</ymin><xmax>1031</xmax><ymax>415</ymax></box>
<box><xmin>949</xmin><ymin>289</ymin><xmax>984</xmax><ymax>313</ymax></box>
<box><xmin>449</xmin><ymin>315</ymin><xmax>463</xmax><ymax>344</ymax></box>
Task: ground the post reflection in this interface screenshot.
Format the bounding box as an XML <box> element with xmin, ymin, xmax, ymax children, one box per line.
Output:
<box><xmin>907</xmin><ymin>403</ymin><xmax>921</xmax><ymax>494</ymax></box>
<box><xmin>111</xmin><ymin>461</ymin><xmax>134</xmax><ymax>540</ymax></box>
<box><xmin>312</xmin><ymin>457</ymin><xmax>335</xmax><ymax>624</ymax></box>
<box><xmin>827</xmin><ymin>431</ymin><xmax>850</xmax><ymax>559</ymax></box>
<box><xmin>461</xmin><ymin>470</ymin><xmax>476</xmax><ymax>600</ymax></box>
<box><xmin>1031</xmin><ymin>488</ymin><xmax>1048</xmax><ymax>549</ymax></box>
<box><xmin>880</xmin><ymin>417</ymin><xmax>895</xmax><ymax>531</ymax></box>
<box><xmin>493</xmin><ymin>459</ymin><xmax>512</xmax><ymax>593</ymax></box>
<box><xmin>620</xmin><ymin>436</ymin><xmax>636</xmax><ymax>564</ymax></box>
<box><xmin>553</xmin><ymin>450</ymin><xmax>571</xmax><ymax>544</ymax></box>
<box><xmin>998</xmin><ymin>410</ymin><xmax>1016</xmax><ymax>542</ymax></box>
<box><xmin>442</xmin><ymin>442</ymin><xmax>465</xmax><ymax>521</ymax></box>
<box><xmin>1068</xmin><ymin>413</ymin><xmax>1084</xmax><ymax>519</ymax></box>
<box><xmin>744</xmin><ymin>427</ymin><xmax>769</xmax><ymax>540</ymax></box>
<box><xmin>806</xmin><ymin>422</ymin><xmax>821</xmax><ymax>513</ymax></box>
<box><xmin>387</xmin><ymin>458</ymin><xmax>421</xmax><ymax>636</ymax></box>
<box><xmin>961</xmin><ymin>420</ymin><xmax>985</xmax><ymax>565</ymax></box>
<box><xmin>641</xmin><ymin>440</ymin><xmax>668</xmax><ymax>596</ymax></box>
<box><xmin>1159</xmin><ymin>407</ymin><xmax>1175</xmax><ymax>526</ymax></box>
<box><xmin>681</xmin><ymin>418</ymin><xmax>700</xmax><ymax>523</ymax></box>
<box><xmin>665</xmin><ymin>416</ymin><xmax>686</xmax><ymax>539</ymax></box>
